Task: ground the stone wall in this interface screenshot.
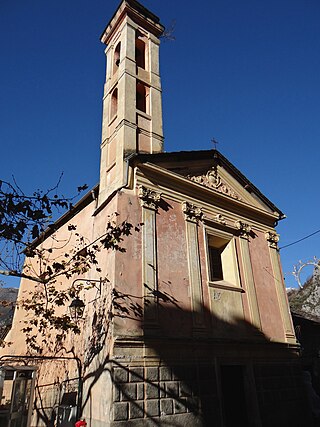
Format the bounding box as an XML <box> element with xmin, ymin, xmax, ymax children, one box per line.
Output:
<box><xmin>109</xmin><ymin>361</ymin><xmax>311</xmax><ymax>427</ymax></box>
<box><xmin>111</xmin><ymin>363</ymin><xmax>221</xmax><ymax>426</ymax></box>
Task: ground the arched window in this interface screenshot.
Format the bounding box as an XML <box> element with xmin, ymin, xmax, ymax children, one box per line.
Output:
<box><xmin>135</xmin><ymin>32</ymin><xmax>146</xmax><ymax>69</ymax></box>
<box><xmin>110</xmin><ymin>88</ymin><xmax>118</xmax><ymax>119</ymax></box>
<box><xmin>113</xmin><ymin>42</ymin><xmax>121</xmax><ymax>74</ymax></box>
<box><xmin>136</xmin><ymin>82</ymin><xmax>147</xmax><ymax>113</ymax></box>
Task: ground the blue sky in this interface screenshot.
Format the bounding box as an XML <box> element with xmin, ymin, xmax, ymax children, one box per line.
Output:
<box><xmin>1</xmin><ymin>0</ymin><xmax>319</xmax><ymax>288</ymax></box>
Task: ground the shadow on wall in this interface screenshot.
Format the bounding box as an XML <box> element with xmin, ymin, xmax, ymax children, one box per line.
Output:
<box><xmin>31</xmin><ymin>288</ymin><xmax>314</xmax><ymax>427</ymax></box>
<box><xmin>110</xmin><ymin>299</ymin><xmax>313</xmax><ymax>427</ymax></box>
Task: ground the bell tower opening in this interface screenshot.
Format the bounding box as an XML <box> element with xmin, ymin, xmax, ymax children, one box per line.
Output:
<box><xmin>110</xmin><ymin>88</ymin><xmax>118</xmax><ymax>119</ymax></box>
<box><xmin>135</xmin><ymin>31</ymin><xmax>146</xmax><ymax>69</ymax></box>
<box><xmin>113</xmin><ymin>42</ymin><xmax>121</xmax><ymax>74</ymax></box>
<box><xmin>136</xmin><ymin>82</ymin><xmax>149</xmax><ymax>114</ymax></box>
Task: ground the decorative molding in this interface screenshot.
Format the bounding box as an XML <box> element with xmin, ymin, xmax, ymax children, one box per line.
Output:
<box><xmin>215</xmin><ymin>214</ymin><xmax>227</xmax><ymax>226</ymax></box>
<box><xmin>182</xmin><ymin>201</ymin><xmax>203</xmax><ymax>224</ymax></box>
<box><xmin>208</xmin><ymin>281</ymin><xmax>245</xmax><ymax>294</ymax></box>
<box><xmin>265</xmin><ymin>231</ymin><xmax>280</xmax><ymax>249</ymax></box>
<box><xmin>184</xmin><ymin>203</ymin><xmax>206</xmax><ymax>334</ymax></box>
<box><xmin>136</xmin><ymin>164</ymin><xmax>281</xmax><ymax>230</ymax></box>
<box><xmin>235</xmin><ymin>220</ymin><xmax>251</xmax><ymax>240</ymax></box>
<box><xmin>138</xmin><ymin>185</ymin><xmax>161</xmax><ymax>211</ymax></box>
<box><xmin>188</xmin><ymin>163</ymin><xmax>242</xmax><ymax>201</ymax></box>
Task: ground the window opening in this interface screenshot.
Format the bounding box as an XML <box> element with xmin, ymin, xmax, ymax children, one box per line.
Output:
<box><xmin>136</xmin><ymin>82</ymin><xmax>147</xmax><ymax>113</ymax></box>
<box><xmin>209</xmin><ymin>247</ymin><xmax>224</xmax><ymax>280</ymax></box>
<box><xmin>113</xmin><ymin>42</ymin><xmax>121</xmax><ymax>74</ymax></box>
<box><xmin>110</xmin><ymin>88</ymin><xmax>118</xmax><ymax>119</ymax></box>
<box><xmin>208</xmin><ymin>235</ymin><xmax>228</xmax><ymax>281</ymax></box>
<box><xmin>135</xmin><ymin>31</ymin><xmax>146</xmax><ymax>69</ymax></box>
<box><xmin>0</xmin><ymin>368</ymin><xmax>35</xmax><ymax>427</ymax></box>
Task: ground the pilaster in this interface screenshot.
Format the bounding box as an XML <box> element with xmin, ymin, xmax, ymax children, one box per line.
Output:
<box><xmin>182</xmin><ymin>202</ymin><xmax>206</xmax><ymax>335</ymax></box>
<box><xmin>236</xmin><ymin>221</ymin><xmax>262</xmax><ymax>330</ymax></box>
<box><xmin>265</xmin><ymin>231</ymin><xmax>296</xmax><ymax>344</ymax></box>
<box><xmin>138</xmin><ymin>186</ymin><xmax>161</xmax><ymax>334</ymax></box>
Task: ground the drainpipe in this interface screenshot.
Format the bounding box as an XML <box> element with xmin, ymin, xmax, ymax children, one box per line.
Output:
<box><xmin>94</xmin><ymin>153</ymin><xmax>137</xmax><ymax>216</ymax></box>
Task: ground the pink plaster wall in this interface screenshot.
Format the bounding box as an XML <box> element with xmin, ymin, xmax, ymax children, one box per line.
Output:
<box><xmin>3</xmin><ymin>187</ymin><xmax>289</xmax><ymax>356</ymax></box>
<box><xmin>113</xmin><ymin>190</ymin><xmax>143</xmax><ymax>336</ymax></box>
<box><xmin>156</xmin><ymin>199</ymin><xmax>192</xmax><ymax>337</ymax></box>
<box><xmin>249</xmin><ymin>230</ymin><xmax>285</xmax><ymax>341</ymax></box>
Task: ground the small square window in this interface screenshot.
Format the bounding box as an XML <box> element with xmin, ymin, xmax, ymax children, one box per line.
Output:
<box><xmin>206</xmin><ymin>231</ymin><xmax>240</xmax><ymax>287</ymax></box>
<box><xmin>208</xmin><ymin>235</ymin><xmax>227</xmax><ymax>281</ymax></box>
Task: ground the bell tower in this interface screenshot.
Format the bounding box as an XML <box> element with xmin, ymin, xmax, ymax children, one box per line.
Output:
<box><xmin>98</xmin><ymin>0</ymin><xmax>164</xmax><ymax>205</ymax></box>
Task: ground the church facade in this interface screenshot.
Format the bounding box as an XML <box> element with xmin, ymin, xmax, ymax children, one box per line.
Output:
<box><xmin>0</xmin><ymin>1</ymin><xmax>311</xmax><ymax>426</ymax></box>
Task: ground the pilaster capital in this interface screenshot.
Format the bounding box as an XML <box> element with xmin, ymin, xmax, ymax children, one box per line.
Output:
<box><xmin>265</xmin><ymin>231</ymin><xmax>280</xmax><ymax>249</ymax></box>
<box><xmin>182</xmin><ymin>201</ymin><xmax>203</xmax><ymax>224</ymax></box>
<box><xmin>235</xmin><ymin>220</ymin><xmax>251</xmax><ymax>240</ymax></box>
<box><xmin>138</xmin><ymin>186</ymin><xmax>161</xmax><ymax>211</ymax></box>
<box><xmin>215</xmin><ymin>214</ymin><xmax>227</xmax><ymax>226</ymax></box>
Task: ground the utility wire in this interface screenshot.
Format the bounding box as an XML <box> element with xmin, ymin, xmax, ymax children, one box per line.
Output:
<box><xmin>280</xmin><ymin>228</ymin><xmax>320</xmax><ymax>250</ymax></box>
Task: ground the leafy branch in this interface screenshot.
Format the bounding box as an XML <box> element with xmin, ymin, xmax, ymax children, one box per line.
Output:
<box><xmin>0</xmin><ymin>177</ymin><xmax>87</xmax><ymax>276</ymax></box>
<box><xmin>0</xmin><ymin>178</ymin><xmax>142</xmax><ymax>352</ymax></box>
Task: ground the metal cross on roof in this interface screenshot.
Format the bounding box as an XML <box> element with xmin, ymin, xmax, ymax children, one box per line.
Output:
<box><xmin>211</xmin><ymin>138</ymin><xmax>219</xmax><ymax>150</ymax></box>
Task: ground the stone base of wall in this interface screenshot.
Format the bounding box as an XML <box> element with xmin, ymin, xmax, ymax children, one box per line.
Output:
<box><xmin>111</xmin><ymin>412</ymin><xmax>203</xmax><ymax>427</ymax></box>
<box><xmin>110</xmin><ymin>358</ymin><xmax>311</xmax><ymax>427</ymax></box>
<box><xmin>112</xmin><ymin>363</ymin><xmax>221</xmax><ymax>426</ymax></box>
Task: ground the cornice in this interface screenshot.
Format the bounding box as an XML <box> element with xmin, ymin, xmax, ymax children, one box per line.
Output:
<box><xmin>136</xmin><ymin>163</ymin><xmax>280</xmax><ymax>227</ymax></box>
<box><xmin>100</xmin><ymin>1</ymin><xmax>164</xmax><ymax>45</ymax></box>
<box><xmin>132</xmin><ymin>149</ymin><xmax>284</xmax><ymax>219</ymax></box>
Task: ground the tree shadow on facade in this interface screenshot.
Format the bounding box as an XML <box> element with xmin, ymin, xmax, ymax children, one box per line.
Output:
<box><xmin>23</xmin><ymin>288</ymin><xmax>315</xmax><ymax>427</ymax></box>
<box><xmin>110</xmin><ymin>300</ymin><xmax>313</xmax><ymax>427</ymax></box>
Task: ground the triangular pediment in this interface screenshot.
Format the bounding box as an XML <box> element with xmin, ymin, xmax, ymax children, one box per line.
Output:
<box><xmin>133</xmin><ymin>150</ymin><xmax>282</xmax><ymax>217</ymax></box>
<box><xmin>187</xmin><ymin>164</ymin><xmax>243</xmax><ymax>202</ymax></box>
<box><xmin>185</xmin><ymin>162</ymin><xmax>274</xmax><ymax>213</ymax></box>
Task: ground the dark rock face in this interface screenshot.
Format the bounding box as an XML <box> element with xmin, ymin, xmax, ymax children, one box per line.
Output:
<box><xmin>0</xmin><ymin>288</ymin><xmax>18</xmax><ymax>338</ymax></box>
<box><xmin>288</xmin><ymin>275</ymin><xmax>320</xmax><ymax>320</ymax></box>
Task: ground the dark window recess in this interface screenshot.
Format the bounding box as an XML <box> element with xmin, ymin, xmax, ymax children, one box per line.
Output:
<box><xmin>110</xmin><ymin>88</ymin><xmax>118</xmax><ymax>118</ymax></box>
<box><xmin>60</xmin><ymin>392</ymin><xmax>77</xmax><ymax>406</ymax></box>
<box><xmin>135</xmin><ymin>34</ymin><xmax>146</xmax><ymax>69</ymax></box>
<box><xmin>114</xmin><ymin>42</ymin><xmax>121</xmax><ymax>68</ymax></box>
<box><xmin>136</xmin><ymin>83</ymin><xmax>146</xmax><ymax>112</ymax></box>
<box><xmin>209</xmin><ymin>246</ymin><xmax>223</xmax><ymax>280</ymax></box>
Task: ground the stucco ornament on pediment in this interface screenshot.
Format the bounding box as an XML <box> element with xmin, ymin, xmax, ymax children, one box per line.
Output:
<box><xmin>265</xmin><ymin>230</ymin><xmax>280</xmax><ymax>249</ymax></box>
<box><xmin>182</xmin><ymin>201</ymin><xmax>203</xmax><ymax>224</ymax></box>
<box><xmin>188</xmin><ymin>163</ymin><xmax>242</xmax><ymax>201</ymax></box>
<box><xmin>138</xmin><ymin>185</ymin><xmax>162</xmax><ymax>211</ymax></box>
